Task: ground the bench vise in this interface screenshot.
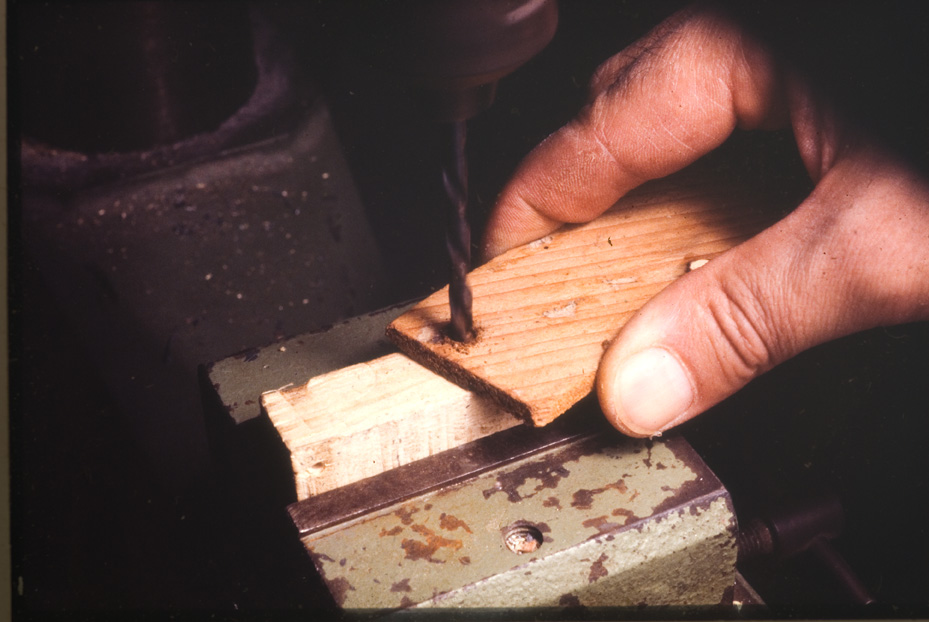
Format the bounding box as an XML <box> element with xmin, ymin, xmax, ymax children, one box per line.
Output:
<box><xmin>204</xmin><ymin>303</ymin><xmax>753</xmax><ymax>613</ymax></box>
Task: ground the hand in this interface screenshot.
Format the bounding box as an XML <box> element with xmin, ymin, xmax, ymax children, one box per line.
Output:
<box><xmin>482</xmin><ymin>5</ymin><xmax>929</xmax><ymax>437</ymax></box>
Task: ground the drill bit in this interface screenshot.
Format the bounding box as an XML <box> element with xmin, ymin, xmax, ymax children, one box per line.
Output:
<box><xmin>441</xmin><ymin>120</ymin><xmax>475</xmax><ymax>342</ymax></box>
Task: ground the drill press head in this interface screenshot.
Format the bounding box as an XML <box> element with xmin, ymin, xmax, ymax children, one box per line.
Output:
<box><xmin>363</xmin><ymin>0</ymin><xmax>559</xmax><ymax>121</ymax></box>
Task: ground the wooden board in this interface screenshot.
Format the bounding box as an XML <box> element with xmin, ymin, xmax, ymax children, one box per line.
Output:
<box><xmin>387</xmin><ymin>172</ymin><xmax>780</xmax><ymax>426</ymax></box>
<box><xmin>261</xmin><ymin>353</ymin><xmax>521</xmax><ymax>500</ymax></box>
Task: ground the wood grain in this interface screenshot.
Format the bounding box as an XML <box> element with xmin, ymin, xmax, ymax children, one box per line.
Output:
<box><xmin>387</xmin><ymin>172</ymin><xmax>780</xmax><ymax>426</ymax></box>
<box><xmin>261</xmin><ymin>353</ymin><xmax>521</xmax><ymax>500</ymax></box>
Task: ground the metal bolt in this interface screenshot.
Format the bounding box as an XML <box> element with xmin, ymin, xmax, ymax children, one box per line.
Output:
<box><xmin>503</xmin><ymin>524</ymin><xmax>543</xmax><ymax>554</ymax></box>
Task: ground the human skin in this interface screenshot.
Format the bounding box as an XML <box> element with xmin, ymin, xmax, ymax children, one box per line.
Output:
<box><xmin>481</xmin><ymin>5</ymin><xmax>929</xmax><ymax>437</ymax></box>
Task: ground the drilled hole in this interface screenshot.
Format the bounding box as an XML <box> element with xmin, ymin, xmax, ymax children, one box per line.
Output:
<box><xmin>503</xmin><ymin>524</ymin><xmax>543</xmax><ymax>554</ymax></box>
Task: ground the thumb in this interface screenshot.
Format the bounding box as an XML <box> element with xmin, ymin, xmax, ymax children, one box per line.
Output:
<box><xmin>597</xmin><ymin>151</ymin><xmax>929</xmax><ymax>437</ymax></box>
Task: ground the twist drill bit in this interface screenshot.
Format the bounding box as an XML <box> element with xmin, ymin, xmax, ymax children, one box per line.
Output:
<box><xmin>442</xmin><ymin>120</ymin><xmax>475</xmax><ymax>342</ymax></box>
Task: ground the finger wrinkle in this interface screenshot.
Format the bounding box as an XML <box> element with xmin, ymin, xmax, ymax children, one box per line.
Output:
<box><xmin>587</xmin><ymin>121</ymin><xmax>640</xmax><ymax>188</ymax></box>
<box><xmin>703</xmin><ymin>272</ymin><xmax>780</xmax><ymax>382</ymax></box>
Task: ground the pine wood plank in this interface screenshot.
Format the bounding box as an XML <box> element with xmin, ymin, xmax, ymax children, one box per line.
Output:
<box><xmin>261</xmin><ymin>352</ymin><xmax>521</xmax><ymax>500</ymax></box>
<box><xmin>387</xmin><ymin>172</ymin><xmax>781</xmax><ymax>426</ymax></box>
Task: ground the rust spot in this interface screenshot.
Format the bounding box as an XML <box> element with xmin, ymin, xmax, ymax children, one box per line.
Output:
<box><xmin>339</xmin><ymin>558</ymin><xmax>347</xmax><ymax>567</ymax></box>
<box><xmin>401</xmin><ymin>539</ymin><xmax>440</xmax><ymax>562</ymax></box>
<box><xmin>399</xmin><ymin>596</ymin><xmax>415</xmax><ymax>608</ymax></box>
<box><xmin>571</xmin><ymin>489</ymin><xmax>596</xmax><ymax>509</ymax></box>
<box><xmin>656</xmin><ymin>461</ymin><xmax>667</xmax><ymax>470</ymax></box>
<box><xmin>542</xmin><ymin>496</ymin><xmax>561</xmax><ymax>509</ymax></box>
<box><xmin>558</xmin><ymin>593</ymin><xmax>581</xmax><ymax>607</ymax></box>
<box><xmin>390</xmin><ymin>578</ymin><xmax>412</xmax><ymax>593</ymax></box>
<box><xmin>648</xmin><ymin>456</ymin><xmax>725</xmax><ymax>518</ymax></box>
<box><xmin>571</xmin><ymin>479</ymin><xmax>628</xmax><ymax>509</ymax></box>
<box><xmin>327</xmin><ymin>576</ymin><xmax>355</xmax><ymax>607</ymax></box>
<box><xmin>481</xmin><ymin>439</ymin><xmax>598</xmax><ymax>502</ymax></box>
<box><xmin>439</xmin><ymin>513</ymin><xmax>472</xmax><ymax>534</ymax></box>
<box><xmin>380</xmin><ymin>525</ymin><xmax>403</xmax><ymax>537</ymax></box>
<box><xmin>588</xmin><ymin>553</ymin><xmax>609</xmax><ymax>583</ymax></box>
<box><xmin>611</xmin><ymin>507</ymin><xmax>638</xmax><ymax>523</ymax></box>
<box><xmin>582</xmin><ymin>515</ymin><xmax>623</xmax><ymax>534</ymax></box>
<box><xmin>400</xmin><ymin>524</ymin><xmax>463</xmax><ymax>563</ymax></box>
<box><xmin>395</xmin><ymin>505</ymin><xmax>420</xmax><ymax>525</ymax></box>
<box><xmin>459</xmin><ymin>556</ymin><xmax>471</xmax><ymax>565</ymax></box>
<box><xmin>424</xmin><ymin>503</ymin><xmax>433</xmax><ymax>511</ymax></box>
<box><xmin>482</xmin><ymin>462</ymin><xmax>569</xmax><ymax>502</ymax></box>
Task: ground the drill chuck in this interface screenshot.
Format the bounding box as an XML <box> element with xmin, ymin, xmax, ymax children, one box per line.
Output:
<box><xmin>360</xmin><ymin>0</ymin><xmax>558</xmax><ymax>121</ymax></box>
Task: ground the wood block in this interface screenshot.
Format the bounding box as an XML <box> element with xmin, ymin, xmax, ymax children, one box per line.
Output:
<box><xmin>261</xmin><ymin>353</ymin><xmax>521</xmax><ymax>500</ymax></box>
<box><xmin>387</xmin><ymin>172</ymin><xmax>781</xmax><ymax>426</ymax></box>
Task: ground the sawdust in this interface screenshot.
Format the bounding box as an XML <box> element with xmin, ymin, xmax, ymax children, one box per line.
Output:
<box><xmin>528</xmin><ymin>235</ymin><xmax>554</xmax><ymax>249</ymax></box>
<box><xmin>543</xmin><ymin>301</ymin><xmax>577</xmax><ymax>319</ymax></box>
<box><xmin>604</xmin><ymin>277</ymin><xmax>637</xmax><ymax>290</ymax></box>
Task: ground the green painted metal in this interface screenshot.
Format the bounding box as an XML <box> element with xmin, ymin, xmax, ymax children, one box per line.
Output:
<box><xmin>205</xmin><ymin>301</ymin><xmax>413</xmax><ymax>425</ymax></box>
<box><xmin>300</xmin><ymin>432</ymin><xmax>737</xmax><ymax>610</ymax></box>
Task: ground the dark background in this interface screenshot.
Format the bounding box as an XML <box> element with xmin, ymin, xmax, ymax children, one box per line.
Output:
<box><xmin>9</xmin><ymin>0</ymin><xmax>929</xmax><ymax>618</ymax></box>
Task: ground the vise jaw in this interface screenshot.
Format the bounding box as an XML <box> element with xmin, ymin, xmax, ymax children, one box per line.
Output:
<box><xmin>287</xmin><ymin>407</ymin><xmax>738</xmax><ymax>612</ymax></box>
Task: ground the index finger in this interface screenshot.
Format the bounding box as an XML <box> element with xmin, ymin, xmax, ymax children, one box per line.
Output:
<box><xmin>481</xmin><ymin>6</ymin><xmax>787</xmax><ymax>260</ymax></box>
